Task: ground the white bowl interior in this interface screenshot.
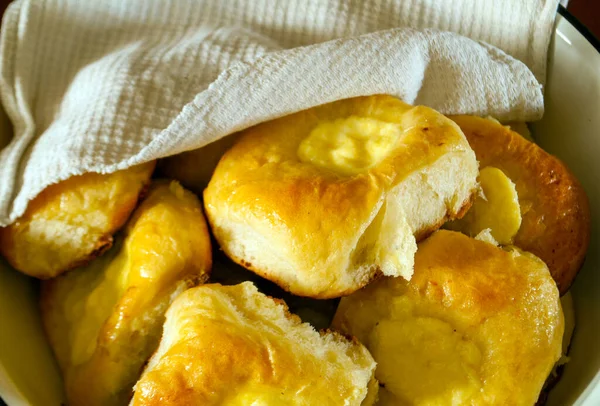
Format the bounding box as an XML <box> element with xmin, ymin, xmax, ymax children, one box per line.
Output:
<box><xmin>532</xmin><ymin>12</ymin><xmax>600</xmax><ymax>406</ymax></box>
<box><xmin>0</xmin><ymin>11</ymin><xmax>598</xmax><ymax>406</ymax></box>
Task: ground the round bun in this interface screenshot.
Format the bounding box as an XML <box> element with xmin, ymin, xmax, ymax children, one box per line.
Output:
<box><xmin>131</xmin><ymin>282</ymin><xmax>377</xmax><ymax>406</ymax></box>
<box><xmin>450</xmin><ymin>115</ymin><xmax>591</xmax><ymax>294</ymax></box>
<box><xmin>0</xmin><ymin>162</ymin><xmax>155</xmax><ymax>278</ymax></box>
<box><xmin>41</xmin><ymin>180</ymin><xmax>212</xmax><ymax>406</ymax></box>
<box><xmin>205</xmin><ymin>95</ymin><xmax>478</xmax><ymax>298</ymax></box>
<box><xmin>157</xmin><ymin>133</ymin><xmax>240</xmax><ymax>194</ymax></box>
<box><xmin>332</xmin><ymin>230</ymin><xmax>563</xmax><ymax>405</ymax></box>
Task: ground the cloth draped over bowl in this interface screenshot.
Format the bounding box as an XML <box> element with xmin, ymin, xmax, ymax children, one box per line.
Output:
<box><xmin>0</xmin><ymin>0</ymin><xmax>559</xmax><ymax>226</ymax></box>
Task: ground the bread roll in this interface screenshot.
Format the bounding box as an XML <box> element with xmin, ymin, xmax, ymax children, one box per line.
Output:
<box><xmin>131</xmin><ymin>282</ymin><xmax>377</xmax><ymax>406</ymax></box>
<box><xmin>41</xmin><ymin>180</ymin><xmax>212</xmax><ymax>406</ymax></box>
<box><xmin>0</xmin><ymin>162</ymin><xmax>155</xmax><ymax>278</ymax></box>
<box><xmin>450</xmin><ymin>115</ymin><xmax>591</xmax><ymax>294</ymax></box>
<box><xmin>332</xmin><ymin>230</ymin><xmax>564</xmax><ymax>405</ymax></box>
<box><xmin>157</xmin><ymin>133</ymin><xmax>240</xmax><ymax>194</ymax></box>
<box><xmin>204</xmin><ymin>95</ymin><xmax>478</xmax><ymax>298</ymax></box>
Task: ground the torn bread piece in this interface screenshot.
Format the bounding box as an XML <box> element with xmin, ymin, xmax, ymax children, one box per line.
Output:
<box><xmin>205</xmin><ymin>95</ymin><xmax>478</xmax><ymax>298</ymax></box>
<box><xmin>131</xmin><ymin>282</ymin><xmax>377</xmax><ymax>406</ymax></box>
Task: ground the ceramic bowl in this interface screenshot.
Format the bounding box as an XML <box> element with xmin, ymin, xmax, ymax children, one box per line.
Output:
<box><xmin>0</xmin><ymin>6</ymin><xmax>598</xmax><ymax>405</ymax></box>
<box><xmin>535</xmin><ymin>6</ymin><xmax>600</xmax><ymax>406</ymax></box>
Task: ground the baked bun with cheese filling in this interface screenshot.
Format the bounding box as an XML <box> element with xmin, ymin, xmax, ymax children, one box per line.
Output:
<box><xmin>204</xmin><ymin>95</ymin><xmax>478</xmax><ymax>298</ymax></box>
<box><xmin>41</xmin><ymin>181</ymin><xmax>212</xmax><ymax>406</ymax></box>
<box><xmin>332</xmin><ymin>230</ymin><xmax>563</xmax><ymax>405</ymax></box>
<box><xmin>0</xmin><ymin>162</ymin><xmax>155</xmax><ymax>278</ymax></box>
<box><xmin>449</xmin><ymin>115</ymin><xmax>591</xmax><ymax>294</ymax></box>
<box><xmin>131</xmin><ymin>282</ymin><xmax>377</xmax><ymax>406</ymax></box>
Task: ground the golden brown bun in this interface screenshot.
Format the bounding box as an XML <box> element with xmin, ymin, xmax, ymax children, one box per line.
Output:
<box><xmin>41</xmin><ymin>181</ymin><xmax>212</xmax><ymax>406</ymax></box>
<box><xmin>205</xmin><ymin>95</ymin><xmax>478</xmax><ymax>298</ymax></box>
<box><xmin>0</xmin><ymin>163</ymin><xmax>155</xmax><ymax>278</ymax></box>
<box><xmin>450</xmin><ymin>115</ymin><xmax>591</xmax><ymax>294</ymax></box>
<box><xmin>332</xmin><ymin>230</ymin><xmax>563</xmax><ymax>405</ymax></box>
<box><xmin>157</xmin><ymin>134</ymin><xmax>240</xmax><ymax>194</ymax></box>
<box><xmin>131</xmin><ymin>282</ymin><xmax>377</xmax><ymax>406</ymax></box>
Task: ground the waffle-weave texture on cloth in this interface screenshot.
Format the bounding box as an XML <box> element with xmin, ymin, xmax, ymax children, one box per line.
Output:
<box><xmin>0</xmin><ymin>0</ymin><xmax>559</xmax><ymax>226</ymax></box>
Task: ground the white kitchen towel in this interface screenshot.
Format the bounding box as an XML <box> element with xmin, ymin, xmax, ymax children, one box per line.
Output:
<box><xmin>0</xmin><ymin>0</ymin><xmax>559</xmax><ymax>226</ymax></box>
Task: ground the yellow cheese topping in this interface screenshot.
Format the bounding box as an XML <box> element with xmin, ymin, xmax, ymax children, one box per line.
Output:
<box><xmin>447</xmin><ymin>166</ymin><xmax>522</xmax><ymax>245</ymax></box>
<box><xmin>371</xmin><ymin>317</ymin><xmax>483</xmax><ymax>405</ymax></box>
<box><xmin>332</xmin><ymin>231</ymin><xmax>563</xmax><ymax>406</ymax></box>
<box><xmin>297</xmin><ymin>116</ymin><xmax>400</xmax><ymax>175</ymax></box>
<box><xmin>340</xmin><ymin>293</ymin><xmax>483</xmax><ymax>406</ymax></box>
<box><xmin>67</xmin><ymin>238</ymin><xmax>129</xmax><ymax>366</ymax></box>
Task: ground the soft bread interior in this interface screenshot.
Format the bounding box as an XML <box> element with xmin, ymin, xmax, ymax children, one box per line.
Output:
<box><xmin>210</xmin><ymin>145</ymin><xmax>476</xmax><ymax>298</ymax></box>
<box><xmin>351</xmin><ymin>196</ymin><xmax>415</xmax><ymax>282</ymax></box>
<box><xmin>205</xmin><ymin>96</ymin><xmax>479</xmax><ymax>298</ymax></box>
<box><xmin>352</xmin><ymin>148</ymin><xmax>478</xmax><ymax>283</ymax></box>
<box><xmin>390</xmin><ymin>150</ymin><xmax>477</xmax><ymax>238</ymax></box>
<box><xmin>132</xmin><ymin>282</ymin><xmax>376</xmax><ymax>405</ymax></box>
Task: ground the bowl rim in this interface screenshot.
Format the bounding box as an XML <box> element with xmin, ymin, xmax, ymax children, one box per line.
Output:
<box><xmin>558</xmin><ymin>5</ymin><xmax>600</xmax><ymax>52</ymax></box>
<box><xmin>1</xmin><ymin>5</ymin><xmax>599</xmax><ymax>406</ymax></box>
<box><xmin>545</xmin><ymin>8</ymin><xmax>600</xmax><ymax>405</ymax></box>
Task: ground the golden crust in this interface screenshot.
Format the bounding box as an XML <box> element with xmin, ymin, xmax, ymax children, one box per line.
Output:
<box><xmin>205</xmin><ymin>95</ymin><xmax>477</xmax><ymax>298</ymax></box>
<box><xmin>219</xmin><ymin>195</ymin><xmax>472</xmax><ymax>301</ymax></box>
<box><xmin>450</xmin><ymin>115</ymin><xmax>591</xmax><ymax>294</ymax></box>
<box><xmin>226</xmin><ymin>248</ymin><xmax>386</xmax><ymax>300</ymax></box>
<box><xmin>0</xmin><ymin>162</ymin><xmax>156</xmax><ymax>278</ymax></box>
<box><xmin>332</xmin><ymin>230</ymin><xmax>564</xmax><ymax>405</ymax></box>
<box><xmin>40</xmin><ymin>180</ymin><xmax>212</xmax><ymax>406</ymax></box>
<box><xmin>157</xmin><ymin>133</ymin><xmax>241</xmax><ymax>194</ymax></box>
<box><xmin>131</xmin><ymin>282</ymin><xmax>376</xmax><ymax>406</ymax></box>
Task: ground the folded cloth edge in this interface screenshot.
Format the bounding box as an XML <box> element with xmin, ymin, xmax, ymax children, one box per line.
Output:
<box><xmin>0</xmin><ymin>26</ymin><xmax>543</xmax><ymax>226</ymax></box>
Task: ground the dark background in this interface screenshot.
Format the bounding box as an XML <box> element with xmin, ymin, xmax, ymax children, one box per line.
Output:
<box><xmin>569</xmin><ymin>0</ymin><xmax>600</xmax><ymax>37</ymax></box>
